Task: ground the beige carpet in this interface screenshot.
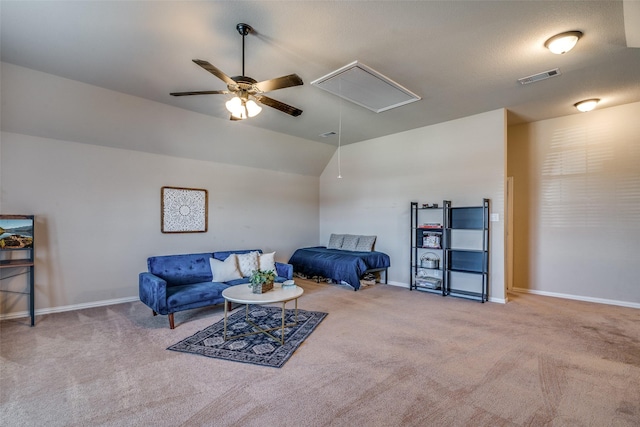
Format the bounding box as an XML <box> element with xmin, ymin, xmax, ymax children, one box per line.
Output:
<box><xmin>1</xmin><ymin>279</ymin><xmax>639</xmax><ymax>426</ymax></box>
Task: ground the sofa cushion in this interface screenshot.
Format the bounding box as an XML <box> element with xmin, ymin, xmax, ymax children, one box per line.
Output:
<box><xmin>209</xmin><ymin>255</ymin><xmax>242</xmax><ymax>282</ymax></box>
<box><xmin>147</xmin><ymin>252</ymin><xmax>213</xmax><ymax>286</ymax></box>
<box><xmin>166</xmin><ymin>281</ymin><xmax>227</xmax><ymax>310</ymax></box>
<box><xmin>212</xmin><ymin>249</ymin><xmax>261</xmax><ymax>261</ymax></box>
<box><xmin>225</xmin><ymin>278</ymin><xmax>251</xmax><ymax>287</ymax></box>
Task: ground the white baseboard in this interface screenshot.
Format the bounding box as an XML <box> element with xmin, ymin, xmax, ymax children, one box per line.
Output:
<box><xmin>385</xmin><ymin>281</ymin><xmax>507</xmax><ymax>303</ymax></box>
<box><xmin>0</xmin><ymin>296</ymin><xmax>140</xmax><ymax>322</ymax></box>
<box><xmin>385</xmin><ymin>281</ymin><xmax>409</xmax><ymax>289</ymax></box>
<box><xmin>512</xmin><ymin>287</ymin><xmax>640</xmax><ymax>309</ymax></box>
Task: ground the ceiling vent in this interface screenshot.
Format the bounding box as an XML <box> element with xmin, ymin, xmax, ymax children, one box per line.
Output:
<box><xmin>311</xmin><ymin>61</ymin><xmax>421</xmax><ymax>113</ymax></box>
<box><xmin>518</xmin><ymin>68</ymin><xmax>561</xmax><ymax>85</ymax></box>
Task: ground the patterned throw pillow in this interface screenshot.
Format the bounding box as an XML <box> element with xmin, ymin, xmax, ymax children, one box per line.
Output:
<box><xmin>209</xmin><ymin>255</ymin><xmax>242</xmax><ymax>282</ymax></box>
<box><xmin>327</xmin><ymin>234</ymin><xmax>345</xmax><ymax>249</ymax></box>
<box><xmin>341</xmin><ymin>234</ymin><xmax>360</xmax><ymax>251</ymax></box>
<box><xmin>355</xmin><ymin>235</ymin><xmax>377</xmax><ymax>251</ymax></box>
<box><xmin>235</xmin><ymin>251</ymin><xmax>259</xmax><ymax>277</ymax></box>
<box><xmin>259</xmin><ymin>252</ymin><xmax>276</xmax><ymax>273</ymax></box>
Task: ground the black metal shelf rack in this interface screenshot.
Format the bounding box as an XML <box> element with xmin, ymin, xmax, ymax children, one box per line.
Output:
<box><xmin>444</xmin><ymin>199</ymin><xmax>490</xmax><ymax>302</ymax></box>
<box><xmin>410</xmin><ymin>200</ymin><xmax>490</xmax><ymax>303</ymax></box>
<box><xmin>410</xmin><ymin>201</ymin><xmax>449</xmax><ymax>296</ymax></box>
<box><xmin>0</xmin><ymin>214</ymin><xmax>35</xmax><ymax>326</ymax></box>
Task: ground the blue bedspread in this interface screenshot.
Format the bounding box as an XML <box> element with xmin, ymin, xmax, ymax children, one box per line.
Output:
<box><xmin>288</xmin><ymin>246</ymin><xmax>391</xmax><ymax>290</ymax></box>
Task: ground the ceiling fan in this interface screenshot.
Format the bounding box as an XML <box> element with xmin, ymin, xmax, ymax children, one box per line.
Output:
<box><xmin>170</xmin><ymin>23</ymin><xmax>303</xmax><ymax>120</ymax></box>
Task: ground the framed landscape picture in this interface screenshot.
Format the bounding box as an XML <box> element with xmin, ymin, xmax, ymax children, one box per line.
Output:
<box><xmin>0</xmin><ymin>215</ymin><xmax>34</xmax><ymax>250</ymax></box>
<box><xmin>161</xmin><ymin>187</ymin><xmax>208</xmax><ymax>233</ymax></box>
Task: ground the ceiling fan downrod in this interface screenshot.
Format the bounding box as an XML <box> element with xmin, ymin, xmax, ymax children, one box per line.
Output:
<box><xmin>236</xmin><ymin>23</ymin><xmax>253</xmax><ymax>77</ymax></box>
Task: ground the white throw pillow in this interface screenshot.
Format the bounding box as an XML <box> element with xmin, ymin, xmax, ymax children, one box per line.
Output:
<box><xmin>210</xmin><ymin>255</ymin><xmax>242</xmax><ymax>282</ymax></box>
<box><xmin>259</xmin><ymin>251</ymin><xmax>277</xmax><ymax>273</ymax></box>
<box><xmin>235</xmin><ymin>251</ymin><xmax>259</xmax><ymax>277</ymax></box>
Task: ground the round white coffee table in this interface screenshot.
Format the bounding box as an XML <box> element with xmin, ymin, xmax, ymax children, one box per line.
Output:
<box><xmin>222</xmin><ymin>283</ymin><xmax>304</xmax><ymax>345</ymax></box>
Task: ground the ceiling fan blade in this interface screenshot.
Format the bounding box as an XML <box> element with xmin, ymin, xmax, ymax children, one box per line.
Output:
<box><xmin>230</xmin><ymin>115</ymin><xmax>242</xmax><ymax>121</ymax></box>
<box><xmin>254</xmin><ymin>74</ymin><xmax>303</xmax><ymax>93</ymax></box>
<box><xmin>192</xmin><ymin>59</ymin><xmax>235</xmax><ymax>86</ymax></box>
<box><xmin>170</xmin><ymin>90</ymin><xmax>230</xmax><ymax>96</ymax></box>
<box><xmin>255</xmin><ymin>95</ymin><xmax>303</xmax><ymax>117</ymax></box>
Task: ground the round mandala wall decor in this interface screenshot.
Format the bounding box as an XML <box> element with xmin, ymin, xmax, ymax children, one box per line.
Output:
<box><xmin>161</xmin><ymin>186</ymin><xmax>208</xmax><ymax>233</ymax></box>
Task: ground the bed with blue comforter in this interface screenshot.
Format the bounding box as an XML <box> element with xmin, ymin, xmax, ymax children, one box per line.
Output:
<box><xmin>288</xmin><ymin>246</ymin><xmax>391</xmax><ymax>291</ymax></box>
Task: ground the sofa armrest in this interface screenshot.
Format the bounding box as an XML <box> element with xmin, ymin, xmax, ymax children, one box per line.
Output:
<box><xmin>275</xmin><ymin>262</ymin><xmax>293</xmax><ymax>280</ymax></box>
<box><xmin>139</xmin><ymin>272</ymin><xmax>169</xmax><ymax>315</ymax></box>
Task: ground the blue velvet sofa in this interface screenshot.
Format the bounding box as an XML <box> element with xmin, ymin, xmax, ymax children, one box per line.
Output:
<box><xmin>139</xmin><ymin>249</ymin><xmax>293</xmax><ymax>329</ymax></box>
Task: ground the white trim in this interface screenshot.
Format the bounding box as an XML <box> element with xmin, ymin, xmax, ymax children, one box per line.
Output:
<box><xmin>0</xmin><ymin>296</ymin><xmax>139</xmax><ymax>322</ymax></box>
<box><xmin>386</xmin><ymin>281</ymin><xmax>506</xmax><ymax>303</ymax></box>
<box><xmin>386</xmin><ymin>281</ymin><xmax>409</xmax><ymax>289</ymax></box>
<box><xmin>512</xmin><ymin>287</ymin><xmax>640</xmax><ymax>309</ymax></box>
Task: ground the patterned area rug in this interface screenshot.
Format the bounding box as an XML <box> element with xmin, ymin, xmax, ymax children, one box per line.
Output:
<box><xmin>168</xmin><ymin>307</ymin><xmax>327</xmax><ymax>368</ymax></box>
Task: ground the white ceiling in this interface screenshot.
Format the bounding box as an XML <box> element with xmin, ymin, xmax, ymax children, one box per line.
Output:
<box><xmin>2</xmin><ymin>1</ymin><xmax>639</xmax><ymax>147</ymax></box>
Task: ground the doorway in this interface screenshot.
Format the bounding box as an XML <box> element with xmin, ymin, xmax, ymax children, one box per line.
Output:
<box><xmin>506</xmin><ymin>176</ymin><xmax>514</xmax><ymax>291</ymax></box>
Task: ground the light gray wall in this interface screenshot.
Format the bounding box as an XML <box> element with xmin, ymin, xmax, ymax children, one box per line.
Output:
<box><xmin>319</xmin><ymin>109</ymin><xmax>507</xmax><ymax>302</ymax></box>
<box><xmin>0</xmin><ymin>62</ymin><xmax>323</xmax><ymax>317</ymax></box>
<box><xmin>508</xmin><ymin>102</ymin><xmax>640</xmax><ymax>307</ymax></box>
<box><xmin>0</xmin><ymin>132</ymin><xmax>319</xmax><ymax>315</ymax></box>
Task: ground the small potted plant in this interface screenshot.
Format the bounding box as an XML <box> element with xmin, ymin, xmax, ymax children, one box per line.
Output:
<box><xmin>249</xmin><ymin>269</ymin><xmax>276</xmax><ymax>294</ymax></box>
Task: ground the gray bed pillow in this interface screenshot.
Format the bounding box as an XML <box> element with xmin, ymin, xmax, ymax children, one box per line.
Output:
<box><xmin>341</xmin><ymin>234</ymin><xmax>360</xmax><ymax>251</ymax></box>
<box><xmin>355</xmin><ymin>235</ymin><xmax>377</xmax><ymax>251</ymax></box>
<box><xmin>327</xmin><ymin>233</ymin><xmax>345</xmax><ymax>249</ymax></box>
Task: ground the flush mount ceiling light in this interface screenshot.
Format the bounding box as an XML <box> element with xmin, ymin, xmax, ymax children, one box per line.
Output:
<box><xmin>574</xmin><ymin>98</ymin><xmax>600</xmax><ymax>112</ymax></box>
<box><xmin>545</xmin><ymin>31</ymin><xmax>583</xmax><ymax>54</ymax></box>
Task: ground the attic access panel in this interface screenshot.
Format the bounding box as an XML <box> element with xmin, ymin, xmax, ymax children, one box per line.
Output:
<box><xmin>311</xmin><ymin>61</ymin><xmax>421</xmax><ymax>113</ymax></box>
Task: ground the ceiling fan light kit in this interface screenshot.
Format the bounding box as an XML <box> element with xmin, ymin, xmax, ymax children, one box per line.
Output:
<box><xmin>545</xmin><ymin>30</ymin><xmax>583</xmax><ymax>54</ymax></box>
<box><xmin>226</xmin><ymin>96</ymin><xmax>262</xmax><ymax>119</ymax></box>
<box><xmin>170</xmin><ymin>23</ymin><xmax>303</xmax><ymax>120</ymax></box>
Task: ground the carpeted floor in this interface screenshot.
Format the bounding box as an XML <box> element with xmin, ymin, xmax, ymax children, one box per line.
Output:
<box><xmin>1</xmin><ymin>278</ymin><xmax>639</xmax><ymax>426</ymax></box>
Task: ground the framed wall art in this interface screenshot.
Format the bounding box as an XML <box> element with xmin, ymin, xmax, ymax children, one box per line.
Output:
<box><xmin>161</xmin><ymin>186</ymin><xmax>208</xmax><ymax>233</ymax></box>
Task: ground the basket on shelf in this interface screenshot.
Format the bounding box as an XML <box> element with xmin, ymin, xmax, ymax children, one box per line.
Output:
<box><xmin>420</xmin><ymin>252</ymin><xmax>440</xmax><ymax>269</ymax></box>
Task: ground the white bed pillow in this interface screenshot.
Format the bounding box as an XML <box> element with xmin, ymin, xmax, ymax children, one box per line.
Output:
<box><xmin>210</xmin><ymin>255</ymin><xmax>242</xmax><ymax>282</ymax></box>
<box><xmin>355</xmin><ymin>235</ymin><xmax>377</xmax><ymax>251</ymax></box>
<box><xmin>259</xmin><ymin>251</ymin><xmax>276</xmax><ymax>272</ymax></box>
<box><xmin>235</xmin><ymin>251</ymin><xmax>259</xmax><ymax>277</ymax></box>
<box><xmin>327</xmin><ymin>234</ymin><xmax>345</xmax><ymax>249</ymax></box>
<box><xmin>341</xmin><ymin>234</ymin><xmax>360</xmax><ymax>251</ymax></box>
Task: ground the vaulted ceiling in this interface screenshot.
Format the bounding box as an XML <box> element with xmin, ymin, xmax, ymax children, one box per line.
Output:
<box><xmin>2</xmin><ymin>1</ymin><xmax>639</xmax><ymax>147</ymax></box>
